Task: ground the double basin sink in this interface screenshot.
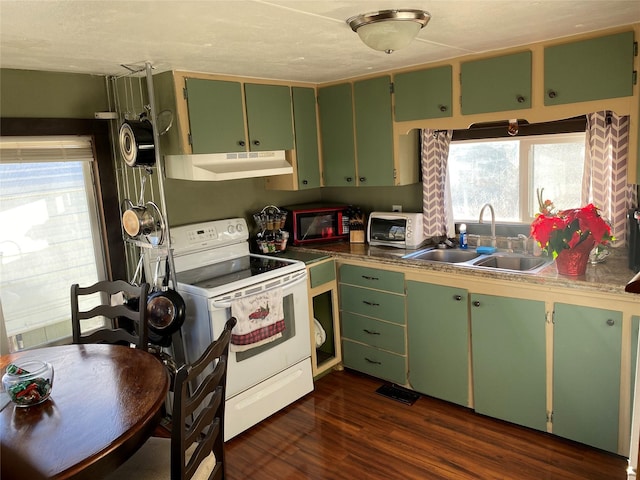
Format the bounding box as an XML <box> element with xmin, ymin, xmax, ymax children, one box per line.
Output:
<box><xmin>402</xmin><ymin>247</ymin><xmax>554</xmax><ymax>274</ymax></box>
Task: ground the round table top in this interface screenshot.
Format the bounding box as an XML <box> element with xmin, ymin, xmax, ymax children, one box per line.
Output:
<box><xmin>0</xmin><ymin>344</ymin><xmax>170</xmax><ymax>479</ymax></box>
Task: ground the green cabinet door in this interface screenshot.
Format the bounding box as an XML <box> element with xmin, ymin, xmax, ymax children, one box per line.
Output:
<box><xmin>291</xmin><ymin>87</ymin><xmax>321</xmax><ymax>189</ymax></box>
<box><xmin>632</xmin><ymin>316</ymin><xmax>640</xmax><ymax>435</ymax></box>
<box><xmin>244</xmin><ymin>83</ymin><xmax>294</xmax><ymax>151</ymax></box>
<box><xmin>185</xmin><ymin>78</ymin><xmax>246</xmax><ymax>153</ymax></box>
<box><xmin>407</xmin><ymin>281</ymin><xmax>469</xmax><ymax>406</ymax></box>
<box><xmin>394</xmin><ymin>65</ymin><xmax>453</xmax><ymax>121</ymax></box>
<box><xmin>553</xmin><ymin>303</ymin><xmax>622</xmax><ymax>453</ymax></box>
<box><xmin>544</xmin><ymin>31</ymin><xmax>635</xmax><ymax>106</ymax></box>
<box><xmin>461</xmin><ymin>51</ymin><xmax>532</xmax><ymax>115</ymax></box>
<box><xmin>353</xmin><ymin>76</ymin><xmax>394</xmax><ymax>186</ymax></box>
<box><xmin>470</xmin><ymin>294</ymin><xmax>546</xmax><ymax>431</ymax></box>
<box><xmin>318</xmin><ymin>83</ymin><xmax>356</xmax><ymax>186</ymax></box>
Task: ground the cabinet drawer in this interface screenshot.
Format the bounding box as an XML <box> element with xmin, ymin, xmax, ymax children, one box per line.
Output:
<box><xmin>340</xmin><ymin>284</ymin><xmax>405</xmax><ymax>324</ymax></box>
<box><xmin>341</xmin><ymin>312</ymin><xmax>405</xmax><ymax>354</ymax></box>
<box><xmin>309</xmin><ymin>260</ymin><xmax>335</xmax><ymax>288</ymax></box>
<box><xmin>339</xmin><ymin>265</ymin><xmax>404</xmax><ymax>293</ymax></box>
<box><xmin>342</xmin><ymin>340</ymin><xmax>407</xmax><ymax>384</ymax></box>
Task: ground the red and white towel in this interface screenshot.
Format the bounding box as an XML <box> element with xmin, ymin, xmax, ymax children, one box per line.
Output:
<box><xmin>230</xmin><ymin>288</ymin><xmax>285</xmax><ymax>352</ymax></box>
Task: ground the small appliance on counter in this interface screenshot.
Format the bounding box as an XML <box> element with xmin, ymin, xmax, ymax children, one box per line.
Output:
<box><xmin>367</xmin><ymin>211</ymin><xmax>427</xmax><ymax>249</ymax></box>
<box><xmin>629</xmin><ymin>208</ymin><xmax>640</xmax><ymax>273</ymax></box>
<box><xmin>284</xmin><ymin>203</ymin><xmax>350</xmax><ymax>246</ymax></box>
<box><xmin>253</xmin><ymin>205</ymin><xmax>289</xmax><ymax>253</ymax></box>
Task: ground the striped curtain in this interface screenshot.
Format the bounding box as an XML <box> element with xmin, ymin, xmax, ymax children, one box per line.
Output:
<box><xmin>582</xmin><ymin>111</ymin><xmax>637</xmax><ymax>246</ymax></box>
<box><xmin>421</xmin><ymin>129</ymin><xmax>455</xmax><ymax>239</ymax></box>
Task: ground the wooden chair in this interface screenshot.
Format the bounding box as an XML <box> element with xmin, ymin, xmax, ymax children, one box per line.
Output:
<box><xmin>71</xmin><ymin>280</ymin><xmax>150</xmax><ymax>350</ymax></box>
<box><xmin>105</xmin><ymin>317</ymin><xmax>236</xmax><ymax>480</ymax></box>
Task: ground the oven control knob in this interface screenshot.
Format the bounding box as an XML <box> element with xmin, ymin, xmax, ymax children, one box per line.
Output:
<box><xmin>236</xmin><ymin>223</ymin><xmax>244</xmax><ymax>233</ymax></box>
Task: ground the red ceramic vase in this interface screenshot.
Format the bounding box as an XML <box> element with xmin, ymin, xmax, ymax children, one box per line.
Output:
<box><xmin>555</xmin><ymin>238</ymin><xmax>595</xmax><ymax>276</ymax></box>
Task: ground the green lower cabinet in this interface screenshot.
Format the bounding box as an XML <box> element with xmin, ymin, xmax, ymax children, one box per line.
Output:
<box><xmin>470</xmin><ymin>294</ymin><xmax>546</xmax><ymax>431</ymax></box>
<box><xmin>552</xmin><ymin>303</ymin><xmax>622</xmax><ymax>453</ymax></box>
<box><xmin>407</xmin><ymin>281</ymin><xmax>469</xmax><ymax>406</ymax></box>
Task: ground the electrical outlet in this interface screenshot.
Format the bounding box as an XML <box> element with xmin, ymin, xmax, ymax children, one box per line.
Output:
<box><xmin>392</xmin><ymin>204</ymin><xmax>402</xmax><ymax>212</ymax></box>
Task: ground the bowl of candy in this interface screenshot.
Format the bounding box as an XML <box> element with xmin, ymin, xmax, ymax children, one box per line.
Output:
<box><xmin>2</xmin><ymin>360</ymin><xmax>54</xmax><ymax>407</ymax></box>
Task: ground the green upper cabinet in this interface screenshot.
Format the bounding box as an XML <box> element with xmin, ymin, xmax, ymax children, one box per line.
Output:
<box><xmin>318</xmin><ymin>83</ymin><xmax>357</xmax><ymax>186</ymax></box>
<box><xmin>552</xmin><ymin>303</ymin><xmax>622</xmax><ymax>453</ymax></box>
<box><xmin>461</xmin><ymin>51</ymin><xmax>532</xmax><ymax>115</ymax></box>
<box><xmin>393</xmin><ymin>65</ymin><xmax>453</xmax><ymax>121</ymax></box>
<box><xmin>184</xmin><ymin>79</ymin><xmax>294</xmax><ymax>154</ymax></box>
<box><xmin>407</xmin><ymin>281</ymin><xmax>469</xmax><ymax>407</ymax></box>
<box><xmin>185</xmin><ymin>78</ymin><xmax>246</xmax><ymax>153</ymax></box>
<box><xmin>291</xmin><ymin>87</ymin><xmax>321</xmax><ymax>189</ymax></box>
<box><xmin>244</xmin><ymin>83</ymin><xmax>294</xmax><ymax>151</ymax></box>
<box><xmin>470</xmin><ymin>293</ymin><xmax>546</xmax><ymax>432</ymax></box>
<box><xmin>544</xmin><ymin>31</ymin><xmax>635</xmax><ymax>106</ymax></box>
<box><xmin>353</xmin><ymin>76</ymin><xmax>395</xmax><ymax>186</ymax></box>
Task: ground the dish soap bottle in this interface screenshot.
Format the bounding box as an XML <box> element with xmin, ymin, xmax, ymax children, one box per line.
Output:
<box><xmin>459</xmin><ymin>224</ymin><xmax>468</xmax><ymax>249</ymax></box>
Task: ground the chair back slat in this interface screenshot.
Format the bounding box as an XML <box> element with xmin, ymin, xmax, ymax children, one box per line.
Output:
<box><xmin>71</xmin><ymin>281</ymin><xmax>150</xmax><ymax>350</ymax></box>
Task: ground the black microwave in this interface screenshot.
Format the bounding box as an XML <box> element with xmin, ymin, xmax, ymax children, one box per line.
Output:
<box><xmin>284</xmin><ymin>203</ymin><xmax>350</xmax><ymax>246</ymax></box>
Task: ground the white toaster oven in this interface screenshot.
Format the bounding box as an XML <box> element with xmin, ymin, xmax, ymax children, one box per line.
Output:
<box><xmin>367</xmin><ymin>212</ymin><xmax>427</xmax><ymax>249</ymax></box>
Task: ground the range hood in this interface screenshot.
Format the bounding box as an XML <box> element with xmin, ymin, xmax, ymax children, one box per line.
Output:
<box><xmin>164</xmin><ymin>150</ymin><xmax>292</xmax><ymax>181</ymax></box>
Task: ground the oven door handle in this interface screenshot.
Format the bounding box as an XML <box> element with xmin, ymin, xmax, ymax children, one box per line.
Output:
<box><xmin>211</xmin><ymin>272</ymin><xmax>307</xmax><ymax>309</ymax></box>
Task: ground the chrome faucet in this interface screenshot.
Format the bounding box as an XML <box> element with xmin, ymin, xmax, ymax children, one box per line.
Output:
<box><xmin>479</xmin><ymin>203</ymin><xmax>496</xmax><ymax>248</ymax></box>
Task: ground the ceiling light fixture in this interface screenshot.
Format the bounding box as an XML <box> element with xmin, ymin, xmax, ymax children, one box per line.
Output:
<box><xmin>346</xmin><ymin>9</ymin><xmax>431</xmax><ymax>54</ymax></box>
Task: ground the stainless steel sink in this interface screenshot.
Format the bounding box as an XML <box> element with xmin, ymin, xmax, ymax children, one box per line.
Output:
<box><xmin>403</xmin><ymin>248</ymin><xmax>482</xmax><ymax>263</ymax></box>
<box><xmin>471</xmin><ymin>254</ymin><xmax>552</xmax><ymax>272</ymax></box>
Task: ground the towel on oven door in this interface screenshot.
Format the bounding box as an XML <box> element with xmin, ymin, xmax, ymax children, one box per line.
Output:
<box><xmin>230</xmin><ymin>287</ymin><xmax>285</xmax><ymax>352</ymax></box>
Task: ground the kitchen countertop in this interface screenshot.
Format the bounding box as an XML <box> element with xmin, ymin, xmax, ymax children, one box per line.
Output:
<box><xmin>278</xmin><ymin>250</ymin><xmax>331</xmax><ymax>265</ymax></box>
<box><xmin>290</xmin><ymin>242</ymin><xmax>639</xmax><ymax>296</ymax></box>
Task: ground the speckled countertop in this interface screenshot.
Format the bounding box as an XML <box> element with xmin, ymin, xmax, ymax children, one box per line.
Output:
<box><xmin>289</xmin><ymin>242</ymin><xmax>639</xmax><ymax>297</ymax></box>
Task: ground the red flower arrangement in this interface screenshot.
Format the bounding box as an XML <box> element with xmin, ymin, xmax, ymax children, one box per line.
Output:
<box><xmin>530</xmin><ymin>189</ymin><xmax>613</xmax><ymax>259</ymax></box>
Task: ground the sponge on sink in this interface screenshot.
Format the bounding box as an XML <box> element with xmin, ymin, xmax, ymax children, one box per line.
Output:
<box><xmin>476</xmin><ymin>246</ymin><xmax>497</xmax><ymax>254</ymax></box>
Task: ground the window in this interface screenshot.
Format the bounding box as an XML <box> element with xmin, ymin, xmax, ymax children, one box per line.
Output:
<box><xmin>0</xmin><ymin>136</ymin><xmax>107</xmax><ymax>352</ymax></box>
<box><xmin>448</xmin><ymin>132</ymin><xmax>585</xmax><ymax>223</ymax></box>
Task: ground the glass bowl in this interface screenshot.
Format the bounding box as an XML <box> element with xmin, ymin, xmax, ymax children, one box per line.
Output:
<box><xmin>2</xmin><ymin>360</ymin><xmax>54</xmax><ymax>407</ymax></box>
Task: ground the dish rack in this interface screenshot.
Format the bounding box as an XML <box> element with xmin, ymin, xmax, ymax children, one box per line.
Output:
<box><xmin>253</xmin><ymin>205</ymin><xmax>289</xmax><ymax>253</ymax></box>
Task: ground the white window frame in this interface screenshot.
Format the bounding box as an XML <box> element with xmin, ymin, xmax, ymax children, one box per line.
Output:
<box><xmin>0</xmin><ymin>136</ymin><xmax>108</xmax><ymax>351</ymax></box>
<box><xmin>449</xmin><ymin>131</ymin><xmax>585</xmax><ymax>224</ymax></box>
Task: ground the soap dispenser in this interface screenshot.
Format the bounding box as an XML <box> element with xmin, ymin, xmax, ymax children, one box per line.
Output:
<box><xmin>459</xmin><ymin>224</ymin><xmax>468</xmax><ymax>249</ymax></box>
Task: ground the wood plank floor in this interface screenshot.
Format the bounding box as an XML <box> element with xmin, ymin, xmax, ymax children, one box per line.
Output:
<box><xmin>225</xmin><ymin>369</ymin><xmax>627</xmax><ymax>480</ymax></box>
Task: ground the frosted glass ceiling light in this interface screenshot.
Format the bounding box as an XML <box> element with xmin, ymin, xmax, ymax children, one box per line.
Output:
<box><xmin>347</xmin><ymin>9</ymin><xmax>431</xmax><ymax>54</ymax></box>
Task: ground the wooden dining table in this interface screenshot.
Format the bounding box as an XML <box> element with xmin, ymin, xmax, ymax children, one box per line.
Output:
<box><xmin>0</xmin><ymin>343</ymin><xmax>170</xmax><ymax>479</ymax></box>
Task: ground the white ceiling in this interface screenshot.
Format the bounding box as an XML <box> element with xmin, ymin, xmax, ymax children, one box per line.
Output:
<box><xmin>1</xmin><ymin>0</ymin><xmax>639</xmax><ymax>83</ymax></box>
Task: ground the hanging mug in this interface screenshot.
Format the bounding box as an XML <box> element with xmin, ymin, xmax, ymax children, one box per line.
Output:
<box><xmin>119</xmin><ymin>118</ymin><xmax>155</xmax><ymax>167</ymax></box>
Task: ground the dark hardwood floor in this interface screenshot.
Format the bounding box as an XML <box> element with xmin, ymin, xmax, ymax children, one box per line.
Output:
<box><xmin>225</xmin><ymin>369</ymin><xmax>626</xmax><ymax>480</ymax></box>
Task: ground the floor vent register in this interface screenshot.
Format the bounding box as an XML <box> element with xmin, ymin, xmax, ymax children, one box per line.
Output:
<box><xmin>375</xmin><ymin>384</ymin><xmax>420</xmax><ymax>405</ymax></box>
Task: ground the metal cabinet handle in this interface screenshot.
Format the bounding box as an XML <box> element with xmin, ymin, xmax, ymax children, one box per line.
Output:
<box><xmin>454</xmin><ymin>295</ymin><xmax>463</xmax><ymax>301</ymax></box>
<box><xmin>346</xmin><ymin>177</ymin><xmax>353</xmax><ymax>183</ymax></box>
<box><xmin>361</xmin><ymin>275</ymin><xmax>379</xmax><ymax>281</ymax></box>
<box><xmin>359</xmin><ymin>177</ymin><xmax>366</xmax><ymax>182</ymax></box>
<box><xmin>363</xmin><ymin>300</ymin><xmax>380</xmax><ymax>307</ymax></box>
<box><xmin>439</xmin><ymin>105</ymin><xmax>448</xmax><ymax>112</ymax></box>
<box><xmin>547</xmin><ymin>90</ymin><xmax>557</xmax><ymax>99</ymax></box>
<box><xmin>238</xmin><ymin>140</ymin><xmax>246</xmax><ymax>147</ymax></box>
<box><xmin>363</xmin><ymin>329</ymin><xmax>381</xmax><ymax>335</ymax></box>
<box><xmin>365</xmin><ymin>357</ymin><xmax>382</xmax><ymax>365</ymax></box>
<box><xmin>606</xmin><ymin>318</ymin><xmax>615</xmax><ymax>326</ymax></box>
<box><xmin>253</xmin><ymin>140</ymin><xmax>261</xmax><ymax>146</ymax></box>
<box><xmin>516</xmin><ymin>95</ymin><xmax>526</xmax><ymax>103</ymax></box>
<box><xmin>302</xmin><ymin>180</ymin><xmax>308</xmax><ymax>185</ymax></box>
<box><xmin>473</xmin><ymin>300</ymin><xmax>481</xmax><ymax>307</ymax></box>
